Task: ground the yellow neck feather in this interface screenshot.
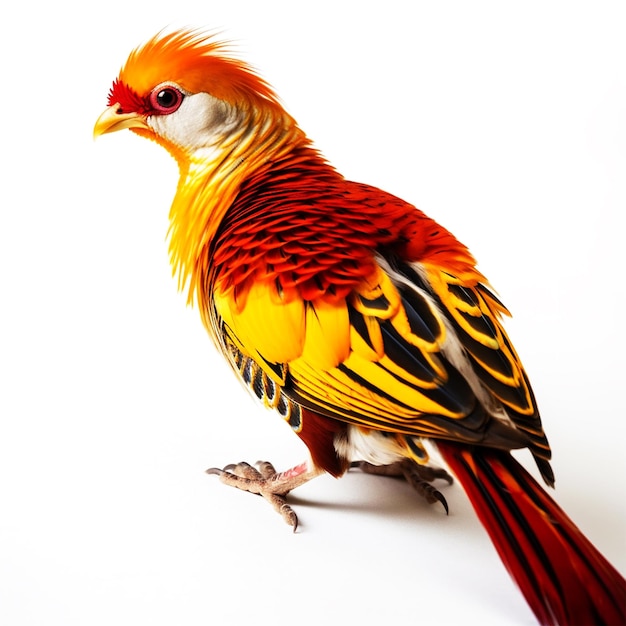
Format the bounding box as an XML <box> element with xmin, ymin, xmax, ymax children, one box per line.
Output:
<box><xmin>167</xmin><ymin>109</ymin><xmax>306</xmax><ymax>305</ymax></box>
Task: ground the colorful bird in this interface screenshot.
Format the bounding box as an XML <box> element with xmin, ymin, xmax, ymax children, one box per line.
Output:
<box><xmin>94</xmin><ymin>30</ymin><xmax>625</xmax><ymax>625</ymax></box>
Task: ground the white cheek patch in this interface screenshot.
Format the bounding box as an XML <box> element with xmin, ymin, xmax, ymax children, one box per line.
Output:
<box><xmin>149</xmin><ymin>92</ymin><xmax>243</xmax><ymax>152</ymax></box>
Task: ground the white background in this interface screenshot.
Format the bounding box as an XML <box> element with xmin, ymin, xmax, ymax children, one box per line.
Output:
<box><xmin>1</xmin><ymin>2</ymin><xmax>625</xmax><ymax>624</ymax></box>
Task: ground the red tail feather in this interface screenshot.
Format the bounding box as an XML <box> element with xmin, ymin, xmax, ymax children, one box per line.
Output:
<box><xmin>436</xmin><ymin>441</ymin><xmax>626</xmax><ymax>625</ymax></box>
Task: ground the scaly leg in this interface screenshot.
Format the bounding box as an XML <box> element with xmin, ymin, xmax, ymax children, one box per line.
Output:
<box><xmin>206</xmin><ymin>461</ymin><xmax>322</xmax><ymax>531</ymax></box>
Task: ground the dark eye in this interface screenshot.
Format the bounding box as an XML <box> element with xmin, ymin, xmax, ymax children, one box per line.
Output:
<box><xmin>149</xmin><ymin>86</ymin><xmax>184</xmax><ymax>114</ymax></box>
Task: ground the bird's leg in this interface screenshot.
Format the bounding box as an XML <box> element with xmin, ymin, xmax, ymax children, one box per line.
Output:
<box><xmin>206</xmin><ymin>460</ymin><xmax>322</xmax><ymax>531</ymax></box>
<box><xmin>351</xmin><ymin>459</ymin><xmax>453</xmax><ymax>514</ymax></box>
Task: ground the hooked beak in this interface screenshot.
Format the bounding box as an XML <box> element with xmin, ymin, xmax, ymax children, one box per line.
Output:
<box><xmin>93</xmin><ymin>104</ymin><xmax>150</xmax><ymax>138</ymax></box>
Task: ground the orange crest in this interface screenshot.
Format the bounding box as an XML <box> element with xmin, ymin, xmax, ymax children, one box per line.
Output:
<box><xmin>113</xmin><ymin>29</ymin><xmax>281</xmax><ymax>109</ymax></box>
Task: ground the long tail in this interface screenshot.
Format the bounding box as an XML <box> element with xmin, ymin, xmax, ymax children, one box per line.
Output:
<box><xmin>436</xmin><ymin>441</ymin><xmax>626</xmax><ymax>625</ymax></box>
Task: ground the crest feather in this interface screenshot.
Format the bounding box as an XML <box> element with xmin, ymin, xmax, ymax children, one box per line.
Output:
<box><xmin>116</xmin><ymin>29</ymin><xmax>281</xmax><ymax>108</ymax></box>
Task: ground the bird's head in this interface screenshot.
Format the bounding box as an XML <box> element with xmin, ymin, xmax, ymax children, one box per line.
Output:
<box><xmin>94</xmin><ymin>29</ymin><xmax>309</xmax><ymax>303</ymax></box>
<box><xmin>94</xmin><ymin>29</ymin><xmax>292</xmax><ymax>163</ymax></box>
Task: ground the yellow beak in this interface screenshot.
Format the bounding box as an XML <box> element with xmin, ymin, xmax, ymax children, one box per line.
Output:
<box><xmin>93</xmin><ymin>104</ymin><xmax>150</xmax><ymax>138</ymax></box>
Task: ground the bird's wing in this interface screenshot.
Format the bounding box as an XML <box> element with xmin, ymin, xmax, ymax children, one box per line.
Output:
<box><xmin>214</xmin><ymin>254</ymin><xmax>551</xmax><ymax>464</ymax></box>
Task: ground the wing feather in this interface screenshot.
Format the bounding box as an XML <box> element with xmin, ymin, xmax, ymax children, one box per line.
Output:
<box><xmin>214</xmin><ymin>253</ymin><xmax>551</xmax><ymax>474</ymax></box>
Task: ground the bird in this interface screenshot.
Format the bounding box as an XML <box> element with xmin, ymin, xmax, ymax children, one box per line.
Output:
<box><xmin>94</xmin><ymin>29</ymin><xmax>625</xmax><ymax>625</ymax></box>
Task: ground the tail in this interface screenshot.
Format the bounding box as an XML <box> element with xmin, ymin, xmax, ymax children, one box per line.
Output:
<box><xmin>436</xmin><ymin>440</ymin><xmax>626</xmax><ymax>625</ymax></box>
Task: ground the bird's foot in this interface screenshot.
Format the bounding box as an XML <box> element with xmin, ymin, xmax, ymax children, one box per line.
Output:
<box><xmin>206</xmin><ymin>460</ymin><xmax>318</xmax><ymax>531</ymax></box>
<box><xmin>351</xmin><ymin>459</ymin><xmax>453</xmax><ymax>514</ymax></box>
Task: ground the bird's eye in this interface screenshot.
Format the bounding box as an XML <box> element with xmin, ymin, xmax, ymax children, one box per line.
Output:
<box><xmin>149</xmin><ymin>86</ymin><xmax>184</xmax><ymax>114</ymax></box>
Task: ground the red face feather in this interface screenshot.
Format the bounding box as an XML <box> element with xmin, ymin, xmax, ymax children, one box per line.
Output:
<box><xmin>107</xmin><ymin>79</ymin><xmax>149</xmax><ymax>114</ymax></box>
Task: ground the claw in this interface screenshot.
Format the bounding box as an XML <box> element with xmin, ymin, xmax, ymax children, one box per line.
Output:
<box><xmin>281</xmin><ymin>504</ymin><xmax>299</xmax><ymax>533</ymax></box>
<box><xmin>430</xmin><ymin>489</ymin><xmax>449</xmax><ymax>515</ymax></box>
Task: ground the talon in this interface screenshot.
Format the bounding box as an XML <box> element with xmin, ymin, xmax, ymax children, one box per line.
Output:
<box><xmin>280</xmin><ymin>504</ymin><xmax>299</xmax><ymax>532</ymax></box>
<box><xmin>432</xmin><ymin>490</ymin><xmax>449</xmax><ymax>515</ymax></box>
<box><xmin>256</xmin><ymin>461</ymin><xmax>278</xmax><ymax>479</ymax></box>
